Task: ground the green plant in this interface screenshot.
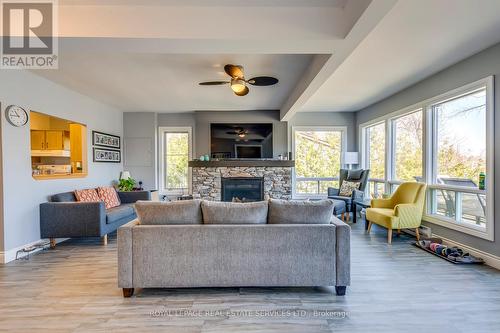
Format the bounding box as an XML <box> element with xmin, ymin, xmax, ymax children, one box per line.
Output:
<box><xmin>118</xmin><ymin>177</ymin><xmax>136</xmax><ymax>192</ymax></box>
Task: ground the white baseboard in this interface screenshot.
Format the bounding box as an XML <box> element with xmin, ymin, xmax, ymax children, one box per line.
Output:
<box><xmin>0</xmin><ymin>238</ymin><xmax>68</xmax><ymax>264</ymax></box>
<box><xmin>434</xmin><ymin>233</ymin><xmax>500</xmax><ymax>270</ymax></box>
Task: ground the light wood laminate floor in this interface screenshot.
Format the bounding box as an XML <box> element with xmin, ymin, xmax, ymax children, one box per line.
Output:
<box><xmin>1</xmin><ymin>220</ymin><xmax>500</xmax><ymax>333</ymax></box>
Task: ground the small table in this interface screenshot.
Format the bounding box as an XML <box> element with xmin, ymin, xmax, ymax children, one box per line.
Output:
<box><xmin>353</xmin><ymin>199</ymin><xmax>371</xmax><ymax>229</ymax></box>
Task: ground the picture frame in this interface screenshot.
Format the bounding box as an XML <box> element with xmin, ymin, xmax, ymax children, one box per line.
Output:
<box><xmin>93</xmin><ymin>147</ymin><xmax>121</xmax><ymax>163</ymax></box>
<box><xmin>92</xmin><ymin>131</ymin><xmax>120</xmax><ymax>149</ymax></box>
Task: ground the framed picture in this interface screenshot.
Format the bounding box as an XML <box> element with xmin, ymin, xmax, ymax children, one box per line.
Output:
<box><xmin>93</xmin><ymin>148</ymin><xmax>121</xmax><ymax>163</ymax></box>
<box><xmin>92</xmin><ymin>131</ymin><xmax>120</xmax><ymax>149</ymax></box>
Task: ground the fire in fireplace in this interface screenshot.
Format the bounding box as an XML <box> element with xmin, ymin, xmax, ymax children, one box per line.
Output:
<box><xmin>221</xmin><ymin>177</ymin><xmax>264</xmax><ymax>202</ymax></box>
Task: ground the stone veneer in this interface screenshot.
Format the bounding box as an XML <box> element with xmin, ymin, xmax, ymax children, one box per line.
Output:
<box><xmin>192</xmin><ymin>167</ymin><xmax>292</xmax><ymax>201</ymax></box>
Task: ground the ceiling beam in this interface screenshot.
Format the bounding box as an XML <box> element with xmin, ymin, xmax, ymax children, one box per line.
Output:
<box><xmin>279</xmin><ymin>0</ymin><xmax>398</xmax><ymax>121</ymax></box>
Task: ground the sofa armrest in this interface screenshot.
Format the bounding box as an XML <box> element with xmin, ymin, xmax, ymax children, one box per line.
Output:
<box><xmin>118</xmin><ymin>191</ymin><xmax>151</xmax><ymax>204</ymax></box>
<box><xmin>330</xmin><ymin>217</ymin><xmax>351</xmax><ymax>287</ymax></box>
<box><xmin>394</xmin><ymin>203</ymin><xmax>422</xmax><ymax>228</ymax></box>
<box><xmin>327</xmin><ymin>187</ymin><xmax>340</xmax><ymax>197</ymax></box>
<box><xmin>40</xmin><ymin>202</ymin><xmax>106</xmax><ymax>238</ymax></box>
<box><xmin>117</xmin><ymin>219</ymin><xmax>140</xmax><ymax>288</ymax></box>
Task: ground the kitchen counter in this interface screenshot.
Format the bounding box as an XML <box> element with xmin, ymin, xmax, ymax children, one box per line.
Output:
<box><xmin>32</xmin><ymin>173</ymin><xmax>88</xmax><ymax>180</ymax></box>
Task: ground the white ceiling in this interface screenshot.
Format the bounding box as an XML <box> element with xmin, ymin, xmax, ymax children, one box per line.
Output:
<box><xmin>301</xmin><ymin>0</ymin><xmax>500</xmax><ymax>112</ymax></box>
<box><xmin>32</xmin><ymin>54</ymin><xmax>313</xmax><ymax>112</ymax></box>
<box><xmin>26</xmin><ymin>0</ymin><xmax>500</xmax><ymax>116</ymax></box>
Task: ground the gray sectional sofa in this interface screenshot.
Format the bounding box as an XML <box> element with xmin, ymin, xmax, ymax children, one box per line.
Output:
<box><xmin>118</xmin><ymin>199</ymin><xmax>351</xmax><ymax>297</ymax></box>
<box><xmin>40</xmin><ymin>190</ymin><xmax>151</xmax><ymax>247</ymax></box>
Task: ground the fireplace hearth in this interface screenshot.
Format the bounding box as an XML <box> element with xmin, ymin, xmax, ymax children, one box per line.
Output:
<box><xmin>221</xmin><ymin>177</ymin><xmax>264</xmax><ymax>202</ymax></box>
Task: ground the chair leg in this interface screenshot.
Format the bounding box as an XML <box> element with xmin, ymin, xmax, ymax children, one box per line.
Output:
<box><xmin>123</xmin><ymin>288</ymin><xmax>134</xmax><ymax>297</ymax></box>
<box><xmin>341</xmin><ymin>212</ymin><xmax>345</xmax><ymax>221</ymax></box>
<box><xmin>49</xmin><ymin>238</ymin><xmax>56</xmax><ymax>249</ymax></box>
<box><xmin>346</xmin><ymin>213</ymin><xmax>350</xmax><ymax>221</ymax></box>
<box><xmin>387</xmin><ymin>229</ymin><xmax>392</xmax><ymax>244</ymax></box>
<box><xmin>397</xmin><ymin>229</ymin><xmax>401</xmax><ymax>236</ymax></box>
<box><xmin>415</xmin><ymin>228</ymin><xmax>420</xmax><ymax>241</ymax></box>
<box><xmin>367</xmin><ymin>221</ymin><xmax>372</xmax><ymax>233</ymax></box>
<box><xmin>101</xmin><ymin>234</ymin><xmax>108</xmax><ymax>245</ymax></box>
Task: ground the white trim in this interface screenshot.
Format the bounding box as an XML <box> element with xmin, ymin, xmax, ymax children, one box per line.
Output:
<box><xmin>0</xmin><ymin>238</ymin><xmax>68</xmax><ymax>264</ymax></box>
<box><xmin>358</xmin><ymin>76</ymin><xmax>494</xmax><ymax>241</ymax></box>
<box><xmin>434</xmin><ymin>234</ymin><xmax>500</xmax><ymax>270</ymax></box>
<box><xmin>158</xmin><ymin>126</ymin><xmax>193</xmax><ymax>196</ymax></box>
<box><xmin>291</xmin><ymin>126</ymin><xmax>347</xmax><ymax>199</ymax></box>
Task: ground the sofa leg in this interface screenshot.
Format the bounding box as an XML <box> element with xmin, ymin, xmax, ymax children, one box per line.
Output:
<box><xmin>335</xmin><ymin>286</ymin><xmax>346</xmax><ymax>296</ymax></box>
<box><xmin>367</xmin><ymin>221</ymin><xmax>372</xmax><ymax>233</ymax></box>
<box><xmin>346</xmin><ymin>213</ymin><xmax>350</xmax><ymax>222</ymax></box>
<box><xmin>49</xmin><ymin>238</ymin><xmax>56</xmax><ymax>249</ymax></box>
<box><xmin>387</xmin><ymin>229</ymin><xmax>392</xmax><ymax>244</ymax></box>
<box><xmin>101</xmin><ymin>234</ymin><xmax>108</xmax><ymax>245</ymax></box>
<box><xmin>341</xmin><ymin>213</ymin><xmax>345</xmax><ymax>221</ymax></box>
<box><xmin>123</xmin><ymin>288</ymin><xmax>134</xmax><ymax>297</ymax></box>
<box><xmin>415</xmin><ymin>228</ymin><xmax>420</xmax><ymax>241</ymax></box>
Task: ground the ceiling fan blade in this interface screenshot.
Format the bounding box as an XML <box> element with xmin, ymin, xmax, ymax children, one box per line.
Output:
<box><xmin>247</xmin><ymin>76</ymin><xmax>279</xmax><ymax>86</ymax></box>
<box><xmin>234</xmin><ymin>86</ymin><xmax>249</xmax><ymax>96</ymax></box>
<box><xmin>224</xmin><ymin>64</ymin><xmax>244</xmax><ymax>78</ymax></box>
<box><xmin>199</xmin><ymin>81</ymin><xmax>229</xmax><ymax>85</ymax></box>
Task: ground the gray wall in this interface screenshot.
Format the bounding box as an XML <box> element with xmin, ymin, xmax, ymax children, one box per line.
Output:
<box><xmin>0</xmin><ymin>70</ymin><xmax>123</xmax><ymax>260</ymax></box>
<box><xmin>355</xmin><ymin>42</ymin><xmax>500</xmax><ymax>257</ymax></box>
<box><xmin>123</xmin><ymin>112</ymin><xmax>157</xmax><ymax>190</ymax></box>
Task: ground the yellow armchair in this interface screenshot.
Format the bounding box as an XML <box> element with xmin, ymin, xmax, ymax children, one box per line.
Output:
<box><xmin>365</xmin><ymin>182</ymin><xmax>427</xmax><ymax>244</ymax></box>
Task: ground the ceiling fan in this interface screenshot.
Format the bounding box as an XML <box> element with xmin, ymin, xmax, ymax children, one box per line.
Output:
<box><xmin>226</xmin><ymin>127</ymin><xmax>249</xmax><ymax>138</ymax></box>
<box><xmin>199</xmin><ymin>64</ymin><xmax>279</xmax><ymax>96</ymax></box>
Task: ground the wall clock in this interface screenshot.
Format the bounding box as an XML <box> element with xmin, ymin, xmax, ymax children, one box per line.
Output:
<box><xmin>5</xmin><ymin>105</ymin><xmax>29</xmax><ymax>127</ymax></box>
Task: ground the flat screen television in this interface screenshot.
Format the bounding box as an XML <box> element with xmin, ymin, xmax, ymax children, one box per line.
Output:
<box><xmin>210</xmin><ymin>123</ymin><xmax>273</xmax><ymax>159</ymax></box>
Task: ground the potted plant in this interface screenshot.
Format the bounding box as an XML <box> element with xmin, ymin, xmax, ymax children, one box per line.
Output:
<box><xmin>118</xmin><ymin>177</ymin><xmax>136</xmax><ymax>192</ymax></box>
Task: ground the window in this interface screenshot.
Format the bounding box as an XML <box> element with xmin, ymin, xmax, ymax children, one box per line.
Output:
<box><xmin>364</xmin><ymin>122</ymin><xmax>385</xmax><ymax>198</ymax></box>
<box><xmin>360</xmin><ymin>77</ymin><xmax>493</xmax><ymax>240</ymax></box>
<box><xmin>430</xmin><ymin>88</ymin><xmax>487</xmax><ymax>229</ymax></box>
<box><xmin>392</xmin><ymin>110</ymin><xmax>423</xmax><ymax>182</ymax></box>
<box><xmin>159</xmin><ymin>127</ymin><xmax>192</xmax><ymax>195</ymax></box>
<box><xmin>292</xmin><ymin>127</ymin><xmax>346</xmax><ymax>197</ymax></box>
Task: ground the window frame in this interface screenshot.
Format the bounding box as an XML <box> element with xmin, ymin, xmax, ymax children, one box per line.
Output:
<box><xmin>359</xmin><ymin>76</ymin><xmax>494</xmax><ymax>241</ymax></box>
<box><xmin>158</xmin><ymin>126</ymin><xmax>193</xmax><ymax>196</ymax></box>
<box><xmin>291</xmin><ymin>125</ymin><xmax>347</xmax><ymax>199</ymax></box>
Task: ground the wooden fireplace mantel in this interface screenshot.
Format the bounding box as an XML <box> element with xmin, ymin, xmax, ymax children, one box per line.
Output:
<box><xmin>188</xmin><ymin>160</ymin><xmax>295</xmax><ymax>168</ymax></box>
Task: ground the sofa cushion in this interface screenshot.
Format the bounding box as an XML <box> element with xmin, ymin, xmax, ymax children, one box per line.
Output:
<box><xmin>97</xmin><ymin>186</ymin><xmax>121</xmax><ymax>209</ymax></box>
<box><xmin>268</xmin><ymin>199</ymin><xmax>334</xmax><ymax>224</ymax></box>
<box><xmin>106</xmin><ymin>204</ymin><xmax>135</xmax><ymax>224</ymax></box>
<box><xmin>74</xmin><ymin>188</ymin><xmax>101</xmax><ymax>203</ymax></box>
<box><xmin>135</xmin><ymin>200</ymin><xmax>202</xmax><ymax>225</ymax></box>
<box><xmin>201</xmin><ymin>200</ymin><xmax>268</xmax><ymax>224</ymax></box>
<box><xmin>50</xmin><ymin>191</ymin><xmax>77</xmax><ymax>202</ymax></box>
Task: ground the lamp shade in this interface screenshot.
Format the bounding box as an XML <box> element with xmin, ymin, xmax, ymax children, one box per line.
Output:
<box><xmin>120</xmin><ymin>171</ymin><xmax>131</xmax><ymax>180</ymax></box>
<box><xmin>343</xmin><ymin>152</ymin><xmax>359</xmax><ymax>165</ymax></box>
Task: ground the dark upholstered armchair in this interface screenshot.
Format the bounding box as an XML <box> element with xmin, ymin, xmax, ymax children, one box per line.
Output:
<box><xmin>328</xmin><ymin>169</ymin><xmax>370</xmax><ymax>219</ymax></box>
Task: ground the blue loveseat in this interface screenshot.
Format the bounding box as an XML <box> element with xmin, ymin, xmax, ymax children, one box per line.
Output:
<box><xmin>40</xmin><ymin>190</ymin><xmax>150</xmax><ymax>247</ymax></box>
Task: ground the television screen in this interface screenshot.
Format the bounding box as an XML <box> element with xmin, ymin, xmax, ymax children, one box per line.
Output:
<box><xmin>210</xmin><ymin>123</ymin><xmax>273</xmax><ymax>159</ymax></box>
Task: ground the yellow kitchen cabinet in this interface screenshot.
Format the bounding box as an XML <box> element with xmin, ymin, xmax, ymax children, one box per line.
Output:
<box><xmin>31</xmin><ymin>130</ymin><xmax>45</xmax><ymax>150</ymax></box>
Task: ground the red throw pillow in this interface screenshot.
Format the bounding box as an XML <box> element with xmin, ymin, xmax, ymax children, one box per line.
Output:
<box><xmin>74</xmin><ymin>188</ymin><xmax>101</xmax><ymax>203</ymax></box>
<box><xmin>97</xmin><ymin>186</ymin><xmax>121</xmax><ymax>209</ymax></box>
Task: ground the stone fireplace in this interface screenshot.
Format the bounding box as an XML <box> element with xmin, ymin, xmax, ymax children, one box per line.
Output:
<box><xmin>189</xmin><ymin>160</ymin><xmax>293</xmax><ymax>201</ymax></box>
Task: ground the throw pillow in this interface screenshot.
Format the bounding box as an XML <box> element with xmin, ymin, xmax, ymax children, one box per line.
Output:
<box><xmin>97</xmin><ymin>186</ymin><xmax>121</xmax><ymax>209</ymax></box>
<box><xmin>135</xmin><ymin>200</ymin><xmax>203</xmax><ymax>225</ymax></box>
<box><xmin>339</xmin><ymin>181</ymin><xmax>361</xmax><ymax>197</ymax></box>
<box><xmin>268</xmin><ymin>199</ymin><xmax>334</xmax><ymax>224</ymax></box>
<box><xmin>74</xmin><ymin>188</ymin><xmax>101</xmax><ymax>202</ymax></box>
<box><xmin>201</xmin><ymin>200</ymin><xmax>268</xmax><ymax>224</ymax></box>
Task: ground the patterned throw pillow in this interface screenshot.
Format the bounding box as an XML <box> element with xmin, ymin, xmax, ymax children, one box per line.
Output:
<box><xmin>74</xmin><ymin>188</ymin><xmax>101</xmax><ymax>203</ymax></box>
<box><xmin>339</xmin><ymin>181</ymin><xmax>361</xmax><ymax>197</ymax></box>
<box><xmin>97</xmin><ymin>186</ymin><xmax>121</xmax><ymax>209</ymax></box>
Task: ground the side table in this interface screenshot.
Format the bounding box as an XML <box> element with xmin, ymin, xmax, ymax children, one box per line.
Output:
<box><xmin>353</xmin><ymin>199</ymin><xmax>371</xmax><ymax>230</ymax></box>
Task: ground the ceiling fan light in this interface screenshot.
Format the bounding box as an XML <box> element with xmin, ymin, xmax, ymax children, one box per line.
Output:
<box><xmin>230</xmin><ymin>78</ymin><xmax>246</xmax><ymax>93</ymax></box>
<box><xmin>238</xmin><ymin>133</ymin><xmax>245</xmax><ymax>138</ymax></box>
